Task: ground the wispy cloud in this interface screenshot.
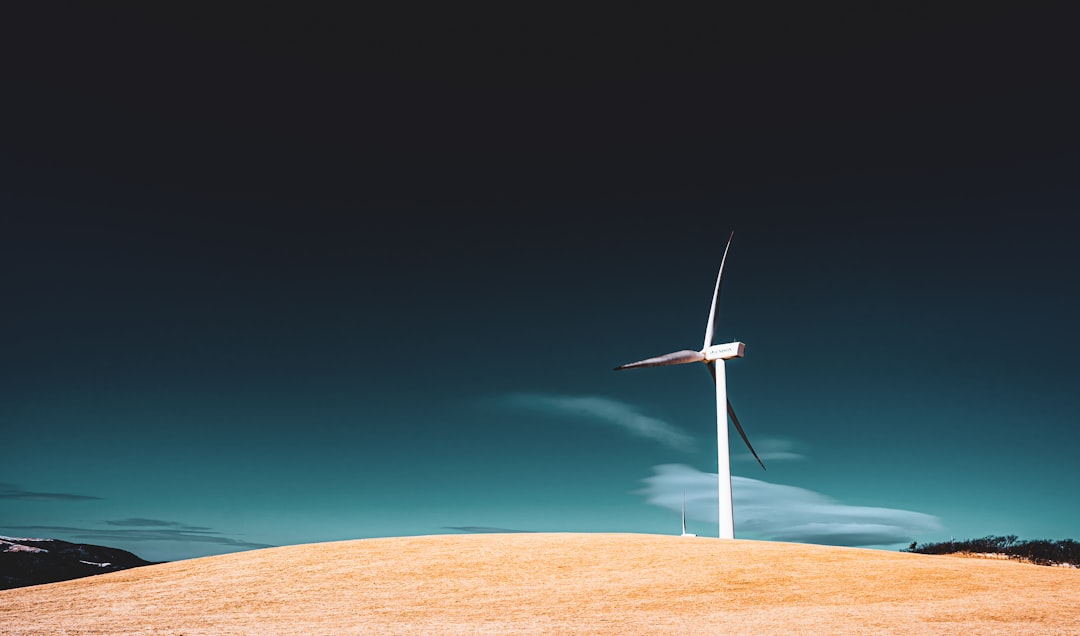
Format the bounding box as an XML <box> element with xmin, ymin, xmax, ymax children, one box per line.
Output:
<box><xmin>733</xmin><ymin>437</ymin><xmax>805</xmax><ymax>463</ymax></box>
<box><xmin>638</xmin><ymin>464</ymin><xmax>942</xmax><ymax>547</ymax></box>
<box><xmin>445</xmin><ymin>526</ymin><xmax>534</xmax><ymax>534</ymax></box>
<box><xmin>4</xmin><ymin>520</ymin><xmax>272</xmax><ymax>551</ymax></box>
<box><xmin>105</xmin><ymin>518</ymin><xmax>212</xmax><ymax>531</ymax></box>
<box><xmin>0</xmin><ymin>482</ymin><xmax>102</xmax><ymax>502</ymax></box>
<box><xmin>499</xmin><ymin>393</ymin><xmax>695</xmax><ymax>451</ymax></box>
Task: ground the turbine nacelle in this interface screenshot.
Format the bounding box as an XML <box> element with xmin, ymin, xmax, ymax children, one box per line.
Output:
<box><xmin>702</xmin><ymin>341</ymin><xmax>745</xmax><ymax>362</ymax></box>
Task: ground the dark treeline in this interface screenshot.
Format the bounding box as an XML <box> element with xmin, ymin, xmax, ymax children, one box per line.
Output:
<box><xmin>904</xmin><ymin>535</ymin><xmax>1080</xmax><ymax>567</ymax></box>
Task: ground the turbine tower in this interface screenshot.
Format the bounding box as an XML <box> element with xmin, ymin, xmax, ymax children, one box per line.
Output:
<box><xmin>615</xmin><ymin>231</ymin><xmax>765</xmax><ymax>539</ymax></box>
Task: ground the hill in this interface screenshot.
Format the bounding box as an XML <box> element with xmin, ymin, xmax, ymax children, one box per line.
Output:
<box><xmin>1</xmin><ymin>533</ymin><xmax>1077</xmax><ymax>634</ymax></box>
<box><xmin>0</xmin><ymin>536</ymin><xmax>153</xmax><ymax>590</ymax></box>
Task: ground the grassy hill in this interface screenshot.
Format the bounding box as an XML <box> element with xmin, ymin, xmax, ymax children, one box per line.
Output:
<box><xmin>2</xmin><ymin>533</ymin><xmax>1077</xmax><ymax>634</ymax></box>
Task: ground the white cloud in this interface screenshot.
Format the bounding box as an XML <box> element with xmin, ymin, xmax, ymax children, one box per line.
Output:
<box><xmin>638</xmin><ymin>464</ymin><xmax>942</xmax><ymax>547</ymax></box>
<box><xmin>733</xmin><ymin>437</ymin><xmax>805</xmax><ymax>463</ymax></box>
<box><xmin>500</xmin><ymin>393</ymin><xmax>695</xmax><ymax>451</ymax></box>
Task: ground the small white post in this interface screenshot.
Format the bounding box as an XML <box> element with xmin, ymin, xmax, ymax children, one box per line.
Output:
<box><xmin>714</xmin><ymin>359</ymin><xmax>734</xmax><ymax>539</ymax></box>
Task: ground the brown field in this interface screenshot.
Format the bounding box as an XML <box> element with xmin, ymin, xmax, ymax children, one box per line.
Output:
<box><xmin>2</xmin><ymin>533</ymin><xmax>1077</xmax><ymax>635</ymax></box>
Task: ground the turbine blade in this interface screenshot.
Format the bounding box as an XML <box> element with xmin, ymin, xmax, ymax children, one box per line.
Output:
<box><xmin>727</xmin><ymin>400</ymin><xmax>766</xmax><ymax>471</ymax></box>
<box><xmin>703</xmin><ymin>231</ymin><xmax>735</xmax><ymax>350</ymax></box>
<box><xmin>706</xmin><ymin>360</ymin><xmax>717</xmax><ymax>384</ymax></box>
<box><xmin>613</xmin><ymin>350</ymin><xmax>705</xmax><ymax>371</ymax></box>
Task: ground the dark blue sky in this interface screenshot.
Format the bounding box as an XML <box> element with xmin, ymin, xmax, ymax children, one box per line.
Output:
<box><xmin>3</xmin><ymin>5</ymin><xmax>1078</xmax><ymax>560</ymax></box>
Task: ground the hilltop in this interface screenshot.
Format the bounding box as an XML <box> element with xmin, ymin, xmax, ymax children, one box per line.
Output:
<box><xmin>2</xmin><ymin>533</ymin><xmax>1077</xmax><ymax>634</ymax></box>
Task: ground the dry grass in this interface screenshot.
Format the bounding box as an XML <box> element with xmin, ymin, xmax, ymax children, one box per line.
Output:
<box><xmin>2</xmin><ymin>533</ymin><xmax>1077</xmax><ymax>635</ymax></box>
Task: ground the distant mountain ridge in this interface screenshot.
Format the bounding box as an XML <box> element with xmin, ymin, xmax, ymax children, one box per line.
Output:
<box><xmin>1</xmin><ymin>535</ymin><xmax>155</xmax><ymax>590</ymax></box>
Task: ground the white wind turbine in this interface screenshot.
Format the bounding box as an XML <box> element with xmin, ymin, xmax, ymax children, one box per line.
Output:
<box><xmin>615</xmin><ymin>231</ymin><xmax>765</xmax><ymax>539</ymax></box>
<box><xmin>680</xmin><ymin>492</ymin><xmax>697</xmax><ymax>537</ymax></box>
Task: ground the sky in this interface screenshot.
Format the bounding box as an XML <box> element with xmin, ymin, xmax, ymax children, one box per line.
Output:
<box><xmin>3</xmin><ymin>5</ymin><xmax>1078</xmax><ymax>561</ymax></box>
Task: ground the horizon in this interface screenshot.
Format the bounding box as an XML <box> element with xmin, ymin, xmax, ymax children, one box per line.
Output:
<box><xmin>3</xmin><ymin>5</ymin><xmax>1078</xmax><ymax>562</ymax></box>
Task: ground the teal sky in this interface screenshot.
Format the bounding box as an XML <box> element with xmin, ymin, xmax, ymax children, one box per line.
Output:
<box><xmin>3</xmin><ymin>6</ymin><xmax>1078</xmax><ymax>561</ymax></box>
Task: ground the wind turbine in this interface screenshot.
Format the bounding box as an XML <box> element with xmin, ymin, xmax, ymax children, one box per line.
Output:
<box><xmin>680</xmin><ymin>492</ymin><xmax>697</xmax><ymax>537</ymax></box>
<box><xmin>615</xmin><ymin>231</ymin><xmax>765</xmax><ymax>539</ymax></box>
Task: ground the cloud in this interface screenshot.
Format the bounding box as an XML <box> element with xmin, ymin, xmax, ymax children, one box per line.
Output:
<box><xmin>105</xmin><ymin>518</ymin><xmax>212</xmax><ymax>531</ymax></box>
<box><xmin>0</xmin><ymin>482</ymin><xmax>102</xmax><ymax>501</ymax></box>
<box><xmin>500</xmin><ymin>393</ymin><xmax>695</xmax><ymax>451</ymax></box>
<box><xmin>733</xmin><ymin>437</ymin><xmax>805</xmax><ymax>464</ymax></box>
<box><xmin>445</xmin><ymin>526</ymin><xmax>534</xmax><ymax>534</ymax></box>
<box><xmin>637</xmin><ymin>464</ymin><xmax>942</xmax><ymax>547</ymax></box>
<box><xmin>4</xmin><ymin>522</ymin><xmax>272</xmax><ymax>551</ymax></box>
